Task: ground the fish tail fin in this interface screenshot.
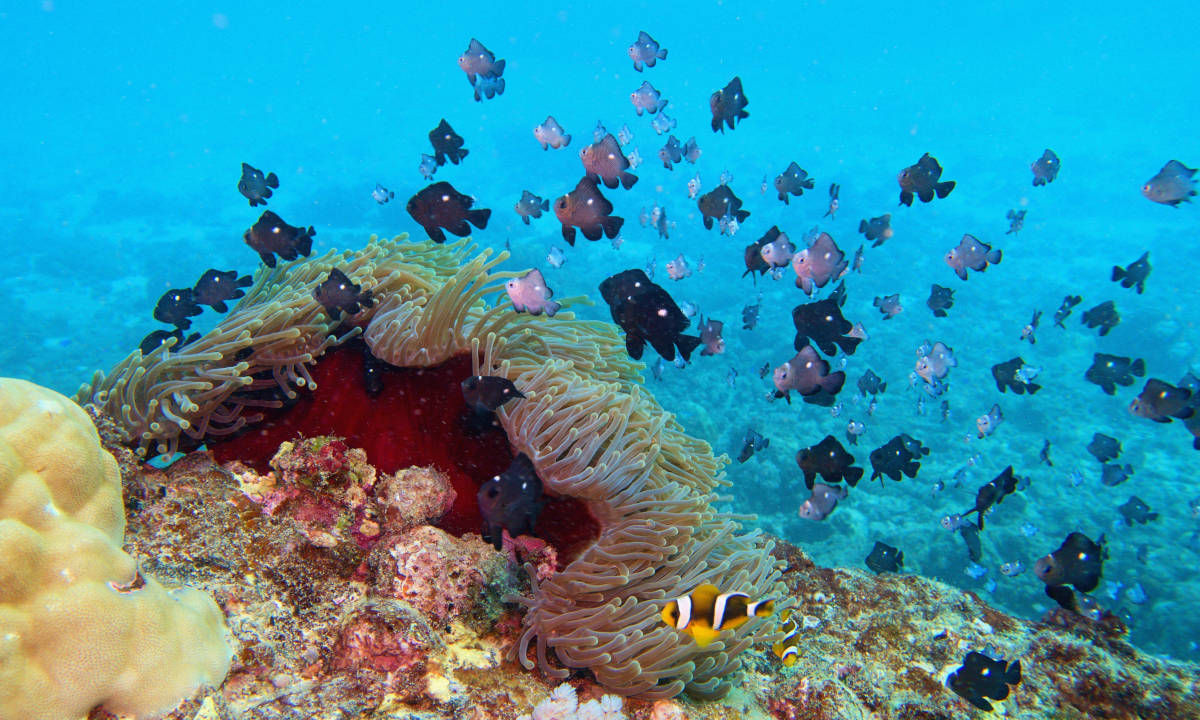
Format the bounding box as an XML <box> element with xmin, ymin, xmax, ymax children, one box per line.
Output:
<box><xmin>988</xmin><ymin>249</ymin><xmax>1002</xmax><ymax>264</ymax></box>
<box><xmin>1131</xmin><ymin>358</ymin><xmax>1146</xmax><ymax>376</ymax></box>
<box><xmin>621</xmin><ymin>172</ymin><xmax>639</xmax><ymax>190</ymax></box>
<box><xmin>497</xmin><ymin>78</ymin><xmax>506</xmax><ymax>95</ymax></box>
<box><xmin>540</xmin><ymin>199</ymin><xmax>550</xmax><ymax>211</ymax></box>
<box><xmin>562</xmin><ymin>226</ymin><xmax>577</xmax><ymax>246</ymax></box>
<box><xmin>1033</xmin><ymin>177</ymin><xmax>1045</xmax><ymax>187</ymax></box>
<box><xmin>602</xmin><ymin>215</ymin><xmax>624</xmax><ymax>238</ymax></box>
<box><xmin>249</xmin><ymin>197</ymin><xmax>263</xmax><ymax>207</ymax></box>
<box><xmin>736</xmin><ymin>209</ymin><xmax>750</xmax><ymax>222</ymax></box>
<box><xmin>847</xmin><ymin>467</ymin><xmax>863</xmax><ymax>487</ymax></box>
<box><xmin>858</xmin><ymin>220</ymin><xmax>868</xmax><ymax>233</ymax></box>
<box><xmin>676</xmin><ymin>334</ymin><xmax>703</xmax><ymax>362</ymax></box>
<box><xmin>299</xmin><ymin>230</ymin><xmax>314</xmax><ymax>257</ymax></box>
<box><xmin>469</xmin><ymin>208</ymin><xmax>491</xmax><ymax>229</ymax></box>
<box><xmin>658</xmin><ymin>48</ymin><xmax>668</xmax><ymax>60</ymax></box>
<box><xmin>935</xmin><ymin>180</ymin><xmax>956</xmax><ymax>198</ymax></box>
<box><xmin>1111</xmin><ymin>265</ymin><xmax>1124</xmax><ymax>281</ymax></box>
<box><xmin>545</xmin><ymin>300</ymin><xmax>561</xmax><ymax>317</ymax></box>
<box><xmin>494</xmin><ymin>59</ymin><xmax>506</xmax><ymax>75</ymax></box>
<box><xmin>266</xmin><ymin>172</ymin><xmax>279</xmax><ymax>188</ymax></box>
<box><xmin>899</xmin><ymin>191</ymin><xmax>913</xmax><ymax>206</ymax></box>
<box><xmin>803</xmin><ymin>179</ymin><xmax>815</xmax><ymax>189</ymax></box>
<box><xmin>738</xmin><ymin>110</ymin><xmax>749</xmax><ymax>120</ymax></box>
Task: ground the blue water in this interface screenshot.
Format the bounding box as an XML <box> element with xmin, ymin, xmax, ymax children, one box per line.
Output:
<box><xmin>3</xmin><ymin>2</ymin><xmax>1198</xmax><ymax>658</ymax></box>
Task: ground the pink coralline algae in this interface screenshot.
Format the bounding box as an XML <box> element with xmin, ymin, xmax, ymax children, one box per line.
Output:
<box><xmin>376</xmin><ymin>465</ymin><xmax>458</xmax><ymax>530</ymax></box>
<box><xmin>231</xmin><ymin>436</ymin><xmax>457</xmax><ymax>549</ymax></box>
<box><xmin>375</xmin><ymin>524</ymin><xmax>509</xmax><ymax>624</ymax></box>
<box><xmin>331</xmin><ymin>598</ymin><xmax>442</xmax><ymax>677</ymax></box>
<box><xmin>505</xmin><ymin>533</ymin><xmax>560</xmax><ymax>582</ymax></box>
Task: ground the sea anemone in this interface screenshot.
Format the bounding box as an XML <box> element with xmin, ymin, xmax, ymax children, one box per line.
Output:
<box><xmin>78</xmin><ymin>234</ymin><xmax>784</xmax><ymax>699</ymax></box>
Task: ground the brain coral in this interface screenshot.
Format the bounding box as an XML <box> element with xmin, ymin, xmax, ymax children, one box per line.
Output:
<box><xmin>0</xmin><ymin>378</ymin><xmax>231</xmax><ymax>720</ymax></box>
<box><xmin>78</xmin><ymin>235</ymin><xmax>785</xmax><ymax>700</ymax></box>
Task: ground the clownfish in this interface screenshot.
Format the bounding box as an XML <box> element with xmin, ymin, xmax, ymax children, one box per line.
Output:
<box><xmin>661</xmin><ymin>583</ymin><xmax>774</xmax><ymax>648</ymax></box>
<box><xmin>771</xmin><ymin>609</ymin><xmax>800</xmax><ymax>666</ymax></box>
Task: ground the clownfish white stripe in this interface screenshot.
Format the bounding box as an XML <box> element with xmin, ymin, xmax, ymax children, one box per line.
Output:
<box><xmin>674</xmin><ymin>595</ymin><xmax>693</xmax><ymax>630</ymax></box>
<box><xmin>711</xmin><ymin>591</ymin><xmax>750</xmax><ymax>630</ymax></box>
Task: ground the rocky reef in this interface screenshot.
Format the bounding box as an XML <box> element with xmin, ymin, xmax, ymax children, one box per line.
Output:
<box><xmin>85</xmin><ymin>434</ymin><xmax>1200</xmax><ymax>720</ymax></box>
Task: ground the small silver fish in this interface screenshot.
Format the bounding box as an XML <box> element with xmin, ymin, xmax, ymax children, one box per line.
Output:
<box><xmin>845</xmin><ymin>420</ymin><xmax>865</xmax><ymax>446</ymax></box>
<box><xmin>824</xmin><ymin>183</ymin><xmax>840</xmax><ymax>218</ymax></box>
<box><xmin>999</xmin><ymin>561</ymin><xmax>1025</xmax><ymax>577</ymax></box>
<box><xmin>976</xmin><ymin>403</ymin><xmax>1003</xmax><ymax>438</ymax></box>
<box><xmin>505</xmin><ymin>268</ymin><xmax>560</xmax><ymax>316</ymax></box>
<box><xmin>1014</xmin><ymin>364</ymin><xmax>1041</xmax><ymax>384</ymax></box>
<box><xmin>651</xmin><ymin>106</ymin><xmax>677</xmax><ymax>135</ymax></box>
<box><xmin>628</xmin><ymin>30</ymin><xmax>668</xmax><ymax>71</ymax></box>
<box><xmin>630</xmin><ymin>82</ymin><xmax>664</xmax><ymax>116</ymax></box>
<box><xmin>372</xmin><ymin>183</ymin><xmax>395</xmax><ymax>205</ymax></box>
<box><xmin>964</xmin><ymin>563</ymin><xmax>988</xmax><ymax>580</ymax></box>
<box><xmin>419</xmin><ymin>153</ymin><xmax>438</xmax><ymax>180</ymax></box>
<box><xmin>610</xmin><ymin>234</ymin><xmax>625</xmax><ymax>250</ymax></box>
<box><xmin>679</xmin><ymin>300</ymin><xmax>698</xmax><ymax>318</ymax></box>
<box><xmin>687</xmin><ymin>172</ymin><xmax>701</xmax><ymax>199</ymax></box>
<box><xmin>721</xmin><ymin>169</ymin><xmax>735</xmax><ymax>186</ymax></box>
<box><xmin>941</xmin><ymin>513</ymin><xmax>968</xmax><ymax>531</ymax></box>
<box><xmin>533</xmin><ymin>115</ymin><xmax>572</xmax><ymax>150</ymax></box>
<box><xmin>717</xmin><ymin>214</ymin><xmax>740</xmax><ymax>236</ymax></box>
<box><xmin>626</xmin><ymin>147</ymin><xmax>643</xmax><ymax>170</ymax></box>
<box><xmin>665</xmin><ymin>253</ymin><xmax>692</xmax><ymax>281</ymax></box>
<box><xmin>546</xmin><ymin>246</ymin><xmax>566</xmax><ymax>269</ymax></box>
<box><xmin>593</xmin><ymin>120</ymin><xmax>608</xmax><ymax>142</ymax></box>
<box><xmin>618</xmin><ymin>124</ymin><xmax>633</xmax><ymax>146</ymax></box>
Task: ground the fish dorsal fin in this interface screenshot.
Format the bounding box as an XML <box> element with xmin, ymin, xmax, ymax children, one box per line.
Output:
<box><xmin>689</xmin><ymin>583</ymin><xmax>721</xmax><ymax>616</ymax></box>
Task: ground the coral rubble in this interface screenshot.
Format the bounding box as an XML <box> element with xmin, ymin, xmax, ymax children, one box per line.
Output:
<box><xmin>116</xmin><ymin>449</ymin><xmax>1200</xmax><ymax>720</ymax></box>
